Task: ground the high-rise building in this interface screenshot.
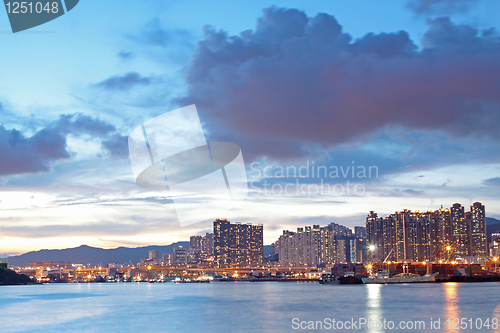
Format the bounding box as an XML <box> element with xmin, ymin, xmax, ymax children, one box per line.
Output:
<box><xmin>366</xmin><ymin>211</ymin><xmax>384</xmax><ymax>261</ymax></box>
<box><xmin>490</xmin><ymin>233</ymin><xmax>500</xmax><ymax>258</ymax></box>
<box><xmin>434</xmin><ymin>208</ymin><xmax>452</xmax><ymax>261</ymax></box>
<box><xmin>162</xmin><ymin>253</ymin><xmax>173</xmax><ymax>265</ymax></box>
<box><xmin>190</xmin><ymin>236</ymin><xmax>203</xmax><ymax>253</ymax></box>
<box><xmin>173</xmin><ymin>246</ymin><xmax>188</xmax><ymax>264</ymax></box>
<box><xmin>201</xmin><ymin>233</ymin><xmax>214</xmax><ymax>257</ymax></box>
<box><xmin>276</xmin><ymin>222</ymin><xmax>358</xmax><ymax>266</ymax></box>
<box><xmin>149</xmin><ymin>250</ymin><xmax>159</xmax><ymax>260</ymax></box>
<box><xmin>470</xmin><ymin>202</ymin><xmax>487</xmax><ymax>257</ymax></box>
<box><xmin>337</xmin><ymin>239</ymin><xmax>349</xmax><ymax>263</ymax></box>
<box><xmin>366</xmin><ymin>202</ymin><xmax>487</xmax><ymax>263</ymax></box>
<box><xmin>354</xmin><ymin>226</ymin><xmax>366</xmax><ymax>239</ymax></box>
<box><xmin>451</xmin><ymin>203</ymin><xmax>470</xmax><ymax>258</ymax></box>
<box><xmin>213</xmin><ymin>219</ymin><xmax>263</xmax><ymax>266</ymax></box>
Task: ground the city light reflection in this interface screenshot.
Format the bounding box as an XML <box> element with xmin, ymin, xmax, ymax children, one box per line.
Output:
<box><xmin>443</xmin><ymin>283</ymin><xmax>459</xmax><ymax>333</ymax></box>
<box><xmin>366</xmin><ymin>284</ymin><xmax>383</xmax><ymax>333</ymax></box>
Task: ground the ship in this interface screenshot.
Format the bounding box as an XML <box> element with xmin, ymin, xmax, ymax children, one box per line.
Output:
<box><xmin>361</xmin><ymin>270</ymin><xmax>436</xmax><ymax>284</ymax></box>
<box><xmin>319</xmin><ymin>274</ymin><xmax>339</xmax><ymax>284</ymax></box>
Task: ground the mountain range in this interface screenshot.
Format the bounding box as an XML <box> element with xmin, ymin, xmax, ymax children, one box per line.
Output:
<box><xmin>6</xmin><ymin>242</ymin><xmax>273</xmax><ymax>267</ymax></box>
<box><xmin>7</xmin><ymin>242</ymin><xmax>190</xmax><ymax>267</ymax></box>
<box><xmin>5</xmin><ymin>217</ymin><xmax>500</xmax><ymax>267</ymax></box>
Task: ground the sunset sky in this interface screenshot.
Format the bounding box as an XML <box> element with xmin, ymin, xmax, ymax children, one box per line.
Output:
<box><xmin>1</xmin><ymin>0</ymin><xmax>500</xmax><ymax>256</ymax></box>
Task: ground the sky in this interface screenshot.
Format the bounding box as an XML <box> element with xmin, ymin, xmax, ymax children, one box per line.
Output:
<box><xmin>1</xmin><ymin>0</ymin><xmax>500</xmax><ymax>255</ymax></box>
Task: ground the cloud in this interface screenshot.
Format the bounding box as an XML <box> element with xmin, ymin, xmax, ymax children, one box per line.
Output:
<box><xmin>483</xmin><ymin>177</ymin><xmax>500</xmax><ymax>188</ymax></box>
<box><xmin>118</xmin><ymin>51</ymin><xmax>134</xmax><ymax>60</ymax></box>
<box><xmin>407</xmin><ymin>0</ymin><xmax>478</xmax><ymax>15</ymax></box>
<box><xmin>0</xmin><ymin>114</ymin><xmax>122</xmax><ymax>176</ymax></box>
<box><xmin>54</xmin><ymin>113</ymin><xmax>115</xmax><ymax>137</ymax></box>
<box><xmin>101</xmin><ymin>134</ymin><xmax>129</xmax><ymax>159</ymax></box>
<box><xmin>126</xmin><ymin>18</ymin><xmax>194</xmax><ymax>64</ymax></box>
<box><xmin>0</xmin><ymin>125</ymin><xmax>69</xmax><ymax>176</ymax></box>
<box><xmin>93</xmin><ymin>72</ymin><xmax>154</xmax><ymax>91</ymax></box>
<box><xmin>176</xmin><ymin>7</ymin><xmax>500</xmax><ymax>165</ymax></box>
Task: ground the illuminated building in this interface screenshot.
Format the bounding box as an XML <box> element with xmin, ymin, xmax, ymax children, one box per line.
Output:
<box><xmin>201</xmin><ymin>233</ymin><xmax>214</xmax><ymax>257</ymax></box>
<box><xmin>149</xmin><ymin>250</ymin><xmax>159</xmax><ymax>260</ymax></box>
<box><xmin>470</xmin><ymin>202</ymin><xmax>487</xmax><ymax>257</ymax></box>
<box><xmin>213</xmin><ymin>219</ymin><xmax>263</xmax><ymax>266</ymax></box>
<box><xmin>366</xmin><ymin>211</ymin><xmax>384</xmax><ymax>261</ymax></box>
<box><xmin>366</xmin><ymin>202</ymin><xmax>487</xmax><ymax>263</ymax></box>
<box><xmin>190</xmin><ymin>236</ymin><xmax>202</xmax><ymax>253</ymax></box>
<box><xmin>173</xmin><ymin>246</ymin><xmax>188</xmax><ymax>264</ymax></box>
<box><xmin>451</xmin><ymin>203</ymin><xmax>470</xmax><ymax>258</ymax></box>
<box><xmin>276</xmin><ymin>222</ymin><xmax>357</xmax><ymax>266</ymax></box>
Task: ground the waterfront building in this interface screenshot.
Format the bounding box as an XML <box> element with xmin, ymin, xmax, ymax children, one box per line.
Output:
<box><xmin>366</xmin><ymin>202</ymin><xmax>487</xmax><ymax>263</ymax></box>
<box><xmin>470</xmin><ymin>202</ymin><xmax>487</xmax><ymax>257</ymax></box>
<box><xmin>28</xmin><ymin>261</ymin><xmax>73</xmax><ymax>269</ymax></box>
<box><xmin>190</xmin><ymin>236</ymin><xmax>203</xmax><ymax>253</ymax></box>
<box><xmin>366</xmin><ymin>211</ymin><xmax>384</xmax><ymax>261</ymax></box>
<box><xmin>276</xmin><ymin>222</ymin><xmax>360</xmax><ymax>266</ymax></box>
<box><xmin>490</xmin><ymin>233</ymin><xmax>500</xmax><ymax>258</ymax></box>
<box><xmin>451</xmin><ymin>203</ymin><xmax>470</xmax><ymax>258</ymax></box>
<box><xmin>149</xmin><ymin>250</ymin><xmax>159</xmax><ymax>260</ymax></box>
<box><xmin>173</xmin><ymin>246</ymin><xmax>188</xmax><ymax>264</ymax></box>
<box><xmin>354</xmin><ymin>226</ymin><xmax>366</xmax><ymax>239</ymax></box>
<box><xmin>201</xmin><ymin>233</ymin><xmax>214</xmax><ymax>258</ymax></box>
<box><xmin>162</xmin><ymin>253</ymin><xmax>173</xmax><ymax>265</ymax></box>
<box><xmin>213</xmin><ymin>219</ymin><xmax>263</xmax><ymax>266</ymax></box>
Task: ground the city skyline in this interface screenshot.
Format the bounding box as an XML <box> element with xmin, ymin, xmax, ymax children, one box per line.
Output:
<box><xmin>2</xmin><ymin>0</ymin><xmax>500</xmax><ymax>256</ymax></box>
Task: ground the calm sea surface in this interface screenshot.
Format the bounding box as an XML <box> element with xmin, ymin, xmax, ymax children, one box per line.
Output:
<box><xmin>1</xmin><ymin>282</ymin><xmax>500</xmax><ymax>332</ymax></box>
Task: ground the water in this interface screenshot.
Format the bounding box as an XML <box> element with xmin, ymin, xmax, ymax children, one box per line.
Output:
<box><xmin>1</xmin><ymin>282</ymin><xmax>500</xmax><ymax>332</ymax></box>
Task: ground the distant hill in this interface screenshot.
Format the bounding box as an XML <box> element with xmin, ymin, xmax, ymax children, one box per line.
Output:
<box><xmin>7</xmin><ymin>242</ymin><xmax>190</xmax><ymax>268</ymax></box>
<box><xmin>486</xmin><ymin>217</ymin><xmax>500</xmax><ymax>226</ymax></box>
<box><xmin>0</xmin><ymin>268</ymin><xmax>34</xmax><ymax>285</ymax></box>
<box><xmin>7</xmin><ymin>243</ymin><xmax>272</xmax><ymax>267</ymax></box>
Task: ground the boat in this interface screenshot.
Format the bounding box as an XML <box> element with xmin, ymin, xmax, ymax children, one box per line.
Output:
<box><xmin>319</xmin><ymin>274</ymin><xmax>339</xmax><ymax>284</ymax></box>
<box><xmin>362</xmin><ymin>271</ymin><xmax>436</xmax><ymax>284</ymax></box>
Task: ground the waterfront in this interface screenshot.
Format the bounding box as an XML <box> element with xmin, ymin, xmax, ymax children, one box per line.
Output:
<box><xmin>1</xmin><ymin>282</ymin><xmax>500</xmax><ymax>332</ymax></box>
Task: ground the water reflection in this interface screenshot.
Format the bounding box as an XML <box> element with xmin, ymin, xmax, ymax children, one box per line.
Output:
<box><xmin>366</xmin><ymin>284</ymin><xmax>383</xmax><ymax>332</ymax></box>
<box><xmin>443</xmin><ymin>282</ymin><xmax>459</xmax><ymax>332</ymax></box>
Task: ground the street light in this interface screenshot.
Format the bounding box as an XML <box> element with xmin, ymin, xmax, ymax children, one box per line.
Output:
<box><xmin>368</xmin><ymin>245</ymin><xmax>376</xmax><ymax>273</ymax></box>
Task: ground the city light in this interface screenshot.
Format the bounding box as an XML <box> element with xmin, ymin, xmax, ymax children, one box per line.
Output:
<box><xmin>446</xmin><ymin>246</ymin><xmax>452</xmax><ymax>251</ymax></box>
<box><xmin>369</xmin><ymin>245</ymin><xmax>376</xmax><ymax>251</ymax></box>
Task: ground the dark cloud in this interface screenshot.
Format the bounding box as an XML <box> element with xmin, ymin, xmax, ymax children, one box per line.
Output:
<box><xmin>54</xmin><ymin>113</ymin><xmax>115</xmax><ymax>137</ymax></box>
<box><xmin>118</xmin><ymin>51</ymin><xmax>134</xmax><ymax>60</ymax></box>
<box><xmin>126</xmin><ymin>19</ymin><xmax>194</xmax><ymax>64</ymax></box>
<box><xmin>101</xmin><ymin>134</ymin><xmax>129</xmax><ymax>159</ymax></box>
<box><xmin>129</xmin><ymin>18</ymin><xmax>192</xmax><ymax>48</ymax></box>
<box><xmin>93</xmin><ymin>72</ymin><xmax>153</xmax><ymax>91</ymax></box>
<box><xmin>0</xmin><ymin>114</ymin><xmax>121</xmax><ymax>176</ymax></box>
<box><xmin>0</xmin><ymin>125</ymin><xmax>69</xmax><ymax>176</ymax></box>
<box><xmin>483</xmin><ymin>177</ymin><xmax>500</xmax><ymax>188</ymax></box>
<box><xmin>177</xmin><ymin>7</ymin><xmax>500</xmax><ymax>164</ymax></box>
<box><xmin>407</xmin><ymin>0</ymin><xmax>478</xmax><ymax>15</ymax></box>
